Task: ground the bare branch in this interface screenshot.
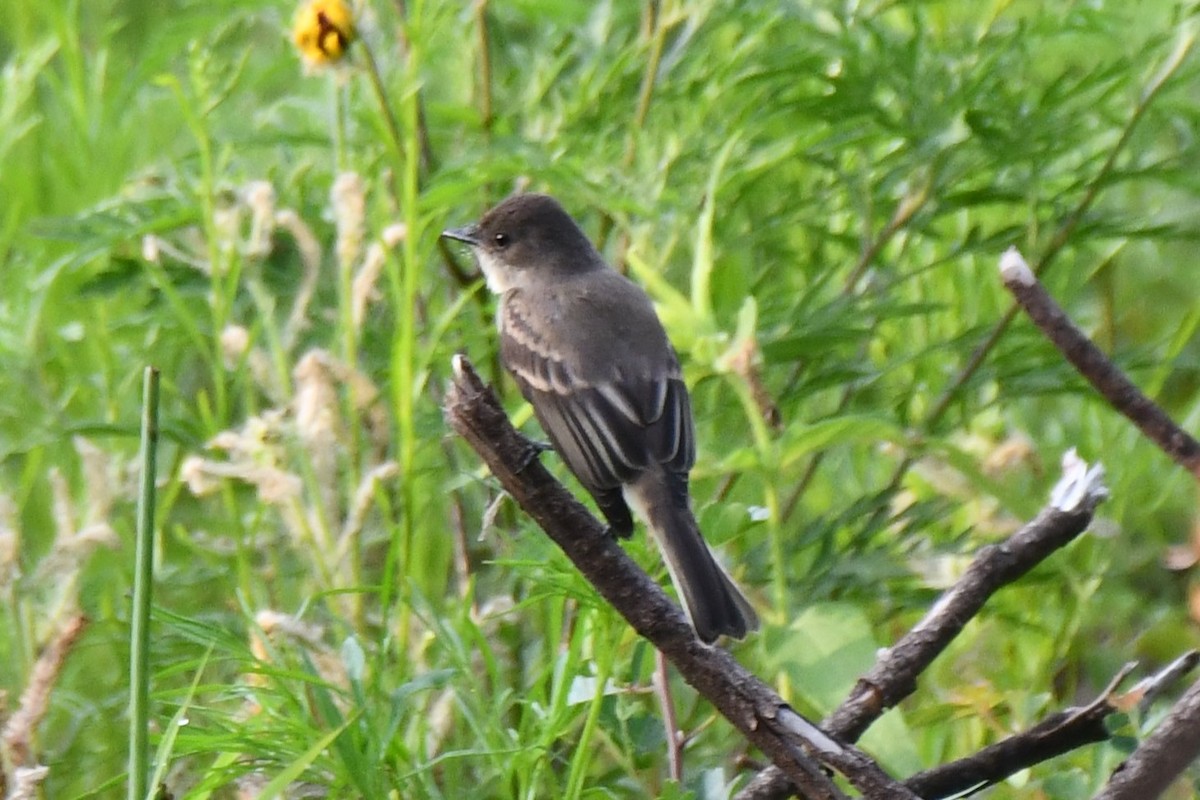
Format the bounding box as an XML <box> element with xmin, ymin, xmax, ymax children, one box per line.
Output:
<box><xmin>749</xmin><ymin>644</ymin><xmax>1197</xmax><ymax>800</ymax></box>
<box><xmin>1000</xmin><ymin>247</ymin><xmax>1200</xmax><ymax>478</ymax></box>
<box><xmin>830</xmin><ymin>451</ymin><xmax>1105</xmax><ymax>740</ymax></box>
<box><xmin>445</xmin><ymin>355</ymin><xmax>917</xmax><ymax>799</ymax></box>
<box><xmin>1095</xmin><ymin>676</ymin><xmax>1200</xmax><ymax>800</ymax></box>
<box><xmin>1130</xmin><ymin>650</ymin><xmax>1200</xmax><ymax>713</ymax></box>
<box><xmin>905</xmin><ymin>663</ymin><xmax>1136</xmax><ymax>799</ymax></box>
<box><xmin>737</xmin><ymin>451</ymin><xmax>1106</xmax><ymax>799</ymax></box>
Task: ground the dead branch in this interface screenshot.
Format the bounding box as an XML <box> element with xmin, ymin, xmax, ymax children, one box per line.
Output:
<box><xmin>445</xmin><ymin>354</ymin><xmax>917</xmax><ymax>799</ymax></box>
<box><xmin>904</xmin><ymin>662</ymin><xmax>1137</xmax><ymax>798</ymax></box>
<box><xmin>1000</xmin><ymin>247</ymin><xmax>1200</xmax><ymax>478</ymax></box>
<box><xmin>1094</xmin><ymin>674</ymin><xmax>1200</xmax><ymax>800</ymax></box>
<box><xmin>827</xmin><ymin>451</ymin><xmax>1105</xmax><ymax>741</ymax></box>
<box><xmin>737</xmin><ymin>451</ymin><xmax>1106</xmax><ymax>799</ymax></box>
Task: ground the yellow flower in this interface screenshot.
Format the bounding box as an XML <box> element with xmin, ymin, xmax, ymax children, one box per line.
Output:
<box><xmin>292</xmin><ymin>0</ymin><xmax>356</xmax><ymax>66</ymax></box>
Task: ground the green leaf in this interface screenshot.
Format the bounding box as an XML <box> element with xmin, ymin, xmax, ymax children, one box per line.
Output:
<box><xmin>780</xmin><ymin>415</ymin><xmax>905</xmax><ymax>468</ymax></box>
<box><xmin>763</xmin><ymin>603</ymin><xmax>922</xmax><ymax>776</ymax></box>
<box><xmin>255</xmin><ymin>717</ymin><xmax>357</xmax><ymax>800</ymax></box>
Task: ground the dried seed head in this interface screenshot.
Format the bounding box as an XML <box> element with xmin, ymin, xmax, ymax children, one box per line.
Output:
<box><xmin>244</xmin><ymin>181</ymin><xmax>277</xmax><ymax>259</ymax></box>
<box><xmin>332</xmin><ymin>172</ymin><xmax>365</xmax><ymax>272</ymax></box>
<box><xmin>220</xmin><ymin>324</ymin><xmax>251</xmax><ymax>368</ymax></box>
<box><xmin>352</xmin><ymin>243</ymin><xmax>386</xmax><ymax>331</ymax></box>
<box><xmin>381</xmin><ymin>222</ymin><xmax>407</xmax><ymax>248</ymax></box>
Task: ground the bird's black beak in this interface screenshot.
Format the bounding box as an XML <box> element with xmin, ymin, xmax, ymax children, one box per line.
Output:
<box><xmin>441</xmin><ymin>224</ymin><xmax>480</xmax><ymax>246</ymax></box>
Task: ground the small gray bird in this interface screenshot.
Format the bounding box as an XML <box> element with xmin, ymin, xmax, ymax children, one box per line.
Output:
<box><xmin>443</xmin><ymin>193</ymin><xmax>758</xmax><ymax>643</ymax></box>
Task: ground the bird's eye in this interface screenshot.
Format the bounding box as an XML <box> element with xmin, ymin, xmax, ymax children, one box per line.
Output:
<box><xmin>493</xmin><ymin>232</ymin><xmax>509</xmax><ymax>248</ymax></box>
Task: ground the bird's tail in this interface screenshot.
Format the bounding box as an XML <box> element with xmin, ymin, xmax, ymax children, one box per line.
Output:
<box><xmin>625</xmin><ymin>473</ymin><xmax>759</xmax><ymax>643</ymax></box>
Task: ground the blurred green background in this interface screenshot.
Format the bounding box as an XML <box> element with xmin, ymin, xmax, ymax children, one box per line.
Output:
<box><xmin>3</xmin><ymin>0</ymin><xmax>1200</xmax><ymax>797</ymax></box>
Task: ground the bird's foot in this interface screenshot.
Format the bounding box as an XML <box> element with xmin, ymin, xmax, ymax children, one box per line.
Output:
<box><xmin>515</xmin><ymin>436</ymin><xmax>552</xmax><ymax>472</ymax></box>
<box><xmin>602</xmin><ymin>523</ymin><xmax>634</xmax><ymax>541</ymax></box>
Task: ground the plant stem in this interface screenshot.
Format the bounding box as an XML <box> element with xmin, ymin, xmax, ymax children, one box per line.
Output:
<box><xmin>625</xmin><ymin>0</ymin><xmax>666</xmax><ymax>168</ymax></box>
<box><xmin>564</xmin><ymin>626</ymin><xmax>616</xmax><ymax>798</ymax></box>
<box><xmin>379</xmin><ymin>0</ymin><xmax>426</xmax><ymax>659</ymax></box>
<box><xmin>474</xmin><ymin>0</ymin><xmax>493</xmax><ymax>135</ymax></box>
<box><xmin>128</xmin><ymin>366</ymin><xmax>160</xmax><ymax>800</ymax></box>
<box><xmin>359</xmin><ymin>41</ymin><xmax>407</xmax><ymax>175</ymax></box>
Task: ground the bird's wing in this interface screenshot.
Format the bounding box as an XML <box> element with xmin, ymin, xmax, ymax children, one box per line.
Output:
<box><xmin>499</xmin><ymin>293</ymin><xmax>694</xmax><ymax>492</ymax></box>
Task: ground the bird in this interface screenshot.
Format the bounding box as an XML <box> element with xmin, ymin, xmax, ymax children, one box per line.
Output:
<box><xmin>443</xmin><ymin>193</ymin><xmax>758</xmax><ymax>643</ymax></box>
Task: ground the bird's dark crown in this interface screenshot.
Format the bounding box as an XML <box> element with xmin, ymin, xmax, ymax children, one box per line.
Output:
<box><xmin>470</xmin><ymin>193</ymin><xmax>601</xmax><ymax>272</ymax></box>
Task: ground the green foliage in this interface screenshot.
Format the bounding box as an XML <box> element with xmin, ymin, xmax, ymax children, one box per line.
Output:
<box><xmin>3</xmin><ymin>0</ymin><xmax>1200</xmax><ymax>797</ymax></box>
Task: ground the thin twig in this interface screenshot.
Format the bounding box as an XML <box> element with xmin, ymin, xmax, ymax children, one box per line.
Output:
<box><xmin>654</xmin><ymin>648</ymin><xmax>684</xmax><ymax>782</ymax></box>
<box><xmin>388</xmin><ymin>0</ymin><xmax>436</xmax><ymax>172</ymax></box>
<box><xmin>844</xmin><ymin>178</ymin><xmax>930</xmax><ymax>294</ymax></box>
<box><xmin>1000</xmin><ymin>247</ymin><xmax>1200</xmax><ymax>477</ymax></box>
<box><xmin>1131</xmin><ymin>650</ymin><xmax>1200</xmax><ymax>713</ymax></box>
<box><xmin>779</xmin><ymin>369</ymin><xmax>865</xmax><ymax>523</ymax></box>
<box><xmin>358</xmin><ymin>40</ymin><xmax>408</xmax><ymax>173</ymax></box>
<box><xmin>779</xmin><ymin>182</ymin><xmax>927</xmax><ymax>524</ymax></box>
